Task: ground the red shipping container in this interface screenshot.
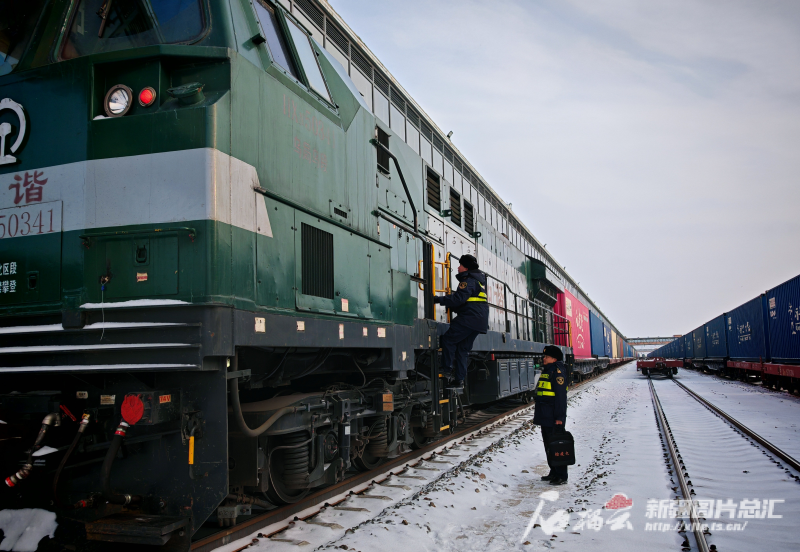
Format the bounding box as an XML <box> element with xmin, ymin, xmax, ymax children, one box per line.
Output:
<box><xmin>555</xmin><ymin>290</ymin><xmax>592</xmax><ymax>358</ymax></box>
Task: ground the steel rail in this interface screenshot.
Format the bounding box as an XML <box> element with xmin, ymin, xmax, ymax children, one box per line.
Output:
<box><xmin>671</xmin><ymin>379</ymin><xmax>800</xmax><ymax>472</ymax></box>
<box><xmin>191</xmin><ymin>400</ymin><xmax>535</xmax><ymax>551</ymax></box>
<box><xmin>191</xmin><ymin>363</ymin><xmax>629</xmax><ymax>551</ymax></box>
<box><xmin>648</xmin><ymin>379</ymin><xmax>710</xmax><ymax>552</ymax></box>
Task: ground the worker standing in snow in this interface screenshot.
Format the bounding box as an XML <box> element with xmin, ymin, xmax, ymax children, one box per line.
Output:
<box><xmin>533</xmin><ymin>345</ymin><xmax>569</xmax><ymax>485</ymax></box>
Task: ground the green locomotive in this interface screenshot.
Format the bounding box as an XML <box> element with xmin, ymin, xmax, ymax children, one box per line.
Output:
<box><xmin>0</xmin><ymin>0</ymin><xmax>624</xmax><ymax>548</ymax></box>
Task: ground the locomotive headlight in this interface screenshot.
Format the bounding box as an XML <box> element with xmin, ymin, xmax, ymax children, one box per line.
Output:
<box><xmin>104</xmin><ymin>84</ymin><xmax>133</xmax><ymax>117</ymax></box>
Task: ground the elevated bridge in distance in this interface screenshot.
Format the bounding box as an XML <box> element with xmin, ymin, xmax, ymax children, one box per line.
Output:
<box><xmin>628</xmin><ymin>336</ymin><xmax>679</xmax><ymax>345</ymax></box>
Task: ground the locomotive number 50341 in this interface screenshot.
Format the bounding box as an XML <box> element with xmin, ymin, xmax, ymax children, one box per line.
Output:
<box><xmin>0</xmin><ymin>201</ymin><xmax>61</xmax><ymax>239</ymax></box>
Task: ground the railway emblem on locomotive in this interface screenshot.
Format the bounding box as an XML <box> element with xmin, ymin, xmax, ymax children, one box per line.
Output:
<box><xmin>0</xmin><ymin>99</ymin><xmax>27</xmax><ymax>166</ymax></box>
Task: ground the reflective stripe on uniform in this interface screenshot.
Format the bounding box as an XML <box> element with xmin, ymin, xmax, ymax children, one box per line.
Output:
<box><xmin>537</xmin><ymin>391</ymin><xmax>555</xmax><ymax>396</ymax></box>
<box><xmin>539</xmin><ymin>373</ymin><xmax>549</xmax><ymax>379</ymax></box>
<box><xmin>538</xmin><ymin>381</ymin><xmax>552</xmax><ymax>390</ymax></box>
<box><xmin>466</xmin><ymin>282</ymin><xmax>487</xmax><ymax>302</ymax></box>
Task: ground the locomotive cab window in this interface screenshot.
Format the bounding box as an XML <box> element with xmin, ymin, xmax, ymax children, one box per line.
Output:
<box><xmin>253</xmin><ymin>0</ymin><xmax>298</xmax><ymax>79</ymax></box>
<box><xmin>286</xmin><ymin>18</ymin><xmax>332</xmax><ymax>103</ymax></box>
<box><xmin>376</xmin><ymin>127</ymin><xmax>390</xmax><ymax>175</ymax></box>
<box><xmin>252</xmin><ymin>2</ymin><xmax>332</xmax><ymax>104</ymax></box>
<box><xmin>0</xmin><ymin>0</ymin><xmax>46</xmax><ymax>75</ymax></box>
<box><xmin>60</xmin><ymin>0</ymin><xmax>206</xmax><ymax>60</ymax></box>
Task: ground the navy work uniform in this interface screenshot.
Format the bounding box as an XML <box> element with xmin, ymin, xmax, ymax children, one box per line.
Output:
<box><xmin>533</xmin><ymin>345</ymin><xmax>569</xmax><ymax>484</ymax></box>
<box><xmin>433</xmin><ymin>258</ymin><xmax>489</xmax><ymax>386</ymax></box>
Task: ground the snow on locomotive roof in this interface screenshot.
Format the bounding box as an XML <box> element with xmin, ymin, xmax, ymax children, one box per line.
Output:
<box><xmin>0</xmin><ymin>322</ymin><xmax>187</xmax><ymax>335</ymax></box>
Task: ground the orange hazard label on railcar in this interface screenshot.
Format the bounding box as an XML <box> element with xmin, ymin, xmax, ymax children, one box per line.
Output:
<box><xmin>159</xmin><ymin>394</ymin><xmax>171</xmax><ymax>404</ymax></box>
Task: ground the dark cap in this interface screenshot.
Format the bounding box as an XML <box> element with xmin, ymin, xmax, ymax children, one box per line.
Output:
<box><xmin>459</xmin><ymin>254</ymin><xmax>479</xmax><ymax>270</ymax></box>
<box><xmin>543</xmin><ymin>345</ymin><xmax>563</xmax><ymax>362</ymax></box>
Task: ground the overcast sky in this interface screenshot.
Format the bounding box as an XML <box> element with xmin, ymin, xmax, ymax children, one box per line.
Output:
<box><xmin>330</xmin><ymin>0</ymin><xmax>800</xmax><ymax>338</ymax></box>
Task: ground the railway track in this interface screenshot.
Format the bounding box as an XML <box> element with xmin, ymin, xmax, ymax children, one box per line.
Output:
<box><xmin>192</xmin><ymin>363</ymin><xmax>627</xmax><ymax>552</ymax></box>
<box><xmin>648</xmin><ymin>378</ymin><xmax>710</xmax><ymax>552</ymax></box>
<box><xmin>671</xmin><ymin>379</ymin><xmax>800</xmax><ymax>473</ymax></box>
<box><xmin>649</xmin><ymin>376</ymin><xmax>800</xmax><ymax>552</ymax></box>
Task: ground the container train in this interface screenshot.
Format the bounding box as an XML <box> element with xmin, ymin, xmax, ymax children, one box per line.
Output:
<box><xmin>0</xmin><ymin>0</ymin><xmax>634</xmax><ymax>548</ymax></box>
<box><xmin>649</xmin><ymin>273</ymin><xmax>800</xmax><ymax>392</ymax></box>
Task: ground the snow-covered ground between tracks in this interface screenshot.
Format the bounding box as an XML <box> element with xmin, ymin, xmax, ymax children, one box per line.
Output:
<box><xmin>672</xmin><ymin>368</ymin><xmax>800</xmax><ymax>459</ymax></box>
<box><xmin>223</xmin><ymin>363</ymin><xmax>695</xmax><ymax>552</ymax></box>
<box><xmin>652</xmin><ymin>375</ymin><xmax>800</xmax><ymax>552</ymax></box>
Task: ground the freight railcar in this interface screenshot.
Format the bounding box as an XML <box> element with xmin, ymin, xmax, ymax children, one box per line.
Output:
<box><xmin>0</xmin><ymin>0</ymin><xmax>631</xmax><ymax>549</ymax></box>
<box><xmin>648</xmin><ymin>273</ymin><xmax>800</xmax><ymax>392</ymax></box>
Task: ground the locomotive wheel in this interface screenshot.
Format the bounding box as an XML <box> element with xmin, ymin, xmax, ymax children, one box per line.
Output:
<box><xmin>266</xmin><ymin>473</ymin><xmax>311</xmax><ymax>504</ymax></box>
<box><xmin>353</xmin><ymin>450</ymin><xmax>386</xmax><ymax>471</ymax></box>
<box><xmin>411</xmin><ymin>426</ymin><xmax>431</xmax><ymax>449</ymax></box>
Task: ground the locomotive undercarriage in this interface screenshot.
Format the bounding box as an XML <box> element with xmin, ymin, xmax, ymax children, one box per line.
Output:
<box><xmin>0</xmin><ymin>304</ymin><xmax>550</xmax><ymax>549</ymax></box>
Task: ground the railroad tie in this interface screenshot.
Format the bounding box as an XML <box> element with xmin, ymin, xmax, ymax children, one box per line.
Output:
<box><xmin>379</xmin><ymin>482</ymin><xmax>411</xmax><ymax>490</ymax></box>
<box><xmin>333</xmin><ymin>506</ymin><xmax>369</xmax><ymax>512</ymax></box>
<box><xmin>269</xmin><ymin>538</ymin><xmax>311</xmax><ymax>546</ymax></box>
<box><xmin>354</xmin><ymin>494</ymin><xmax>392</xmax><ymax>501</ymax></box>
<box><xmin>395</xmin><ymin>475</ymin><xmax>426</xmax><ymax>480</ymax></box>
<box><xmin>305</xmin><ymin>520</ymin><xmax>344</xmax><ymax>530</ymax></box>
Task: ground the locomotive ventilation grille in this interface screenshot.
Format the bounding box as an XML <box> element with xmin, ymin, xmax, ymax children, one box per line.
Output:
<box><xmin>449</xmin><ymin>187</ymin><xmax>462</xmax><ymax>227</ymax></box>
<box><xmin>464</xmin><ymin>201</ymin><xmax>475</xmax><ymax>235</ymax></box>
<box><xmin>427</xmin><ymin>169</ymin><xmax>441</xmax><ymax>211</ymax></box>
<box><xmin>302</xmin><ymin>223</ymin><xmax>335</xmax><ymax>299</ymax></box>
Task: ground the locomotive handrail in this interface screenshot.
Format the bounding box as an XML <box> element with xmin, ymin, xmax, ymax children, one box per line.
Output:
<box><xmin>372</xmin><ymin>207</ymin><xmax>427</xmax><ymax>244</ymax></box>
<box><xmin>254</xmin><ymin>186</ymin><xmax>390</xmax><ymax>248</ymax></box>
<box><xmin>473</xmin><ymin>268</ymin><xmax>570</xmax><ymax>346</ymax></box>
<box><xmin>369</xmin><ymin>138</ymin><xmax>419</xmax><ymax>233</ymax></box>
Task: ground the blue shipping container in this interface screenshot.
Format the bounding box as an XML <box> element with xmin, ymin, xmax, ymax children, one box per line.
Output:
<box><xmin>693</xmin><ymin>326</ymin><xmax>707</xmax><ymax>358</ymax></box>
<box><xmin>589</xmin><ymin>311</ymin><xmax>606</xmax><ymax>357</ymax></box>
<box><xmin>675</xmin><ymin>337</ymin><xmax>685</xmax><ymax>359</ymax></box>
<box><xmin>705</xmin><ymin>315</ymin><xmax>728</xmax><ymax>358</ymax></box>
<box><xmin>726</xmin><ymin>295</ymin><xmax>770</xmax><ymax>362</ymax></box>
<box><xmin>603</xmin><ymin>324</ymin><xmax>613</xmax><ymax>357</ymax></box>
<box><xmin>684</xmin><ymin>333</ymin><xmax>694</xmax><ymax>358</ymax></box>
<box><xmin>766</xmin><ymin>274</ymin><xmax>800</xmax><ymax>364</ymax></box>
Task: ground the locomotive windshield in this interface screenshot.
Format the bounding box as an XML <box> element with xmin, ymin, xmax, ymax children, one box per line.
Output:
<box><xmin>60</xmin><ymin>0</ymin><xmax>205</xmax><ymax>60</ymax></box>
<box><xmin>0</xmin><ymin>0</ymin><xmax>46</xmax><ymax>76</ymax></box>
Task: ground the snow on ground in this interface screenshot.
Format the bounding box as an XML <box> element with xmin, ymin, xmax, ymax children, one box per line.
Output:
<box><xmin>672</xmin><ymin>368</ymin><xmax>800</xmax><ymax>459</ymax></box>
<box><xmin>652</xmin><ymin>378</ymin><xmax>800</xmax><ymax>552</ymax></box>
<box><xmin>223</xmin><ymin>363</ymin><xmax>690</xmax><ymax>552</ymax></box>
<box><xmin>0</xmin><ymin>509</ymin><xmax>57</xmax><ymax>552</ymax></box>
<box><xmin>318</xmin><ymin>362</ymin><xmax>684</xmax><ymax>552</ymax></box>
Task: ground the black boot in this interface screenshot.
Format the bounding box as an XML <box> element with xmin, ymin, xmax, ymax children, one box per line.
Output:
<box><xmin>541</xmin><ymin>474</ymin><xmax>553</xmax><ymax>481</ymax></box>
